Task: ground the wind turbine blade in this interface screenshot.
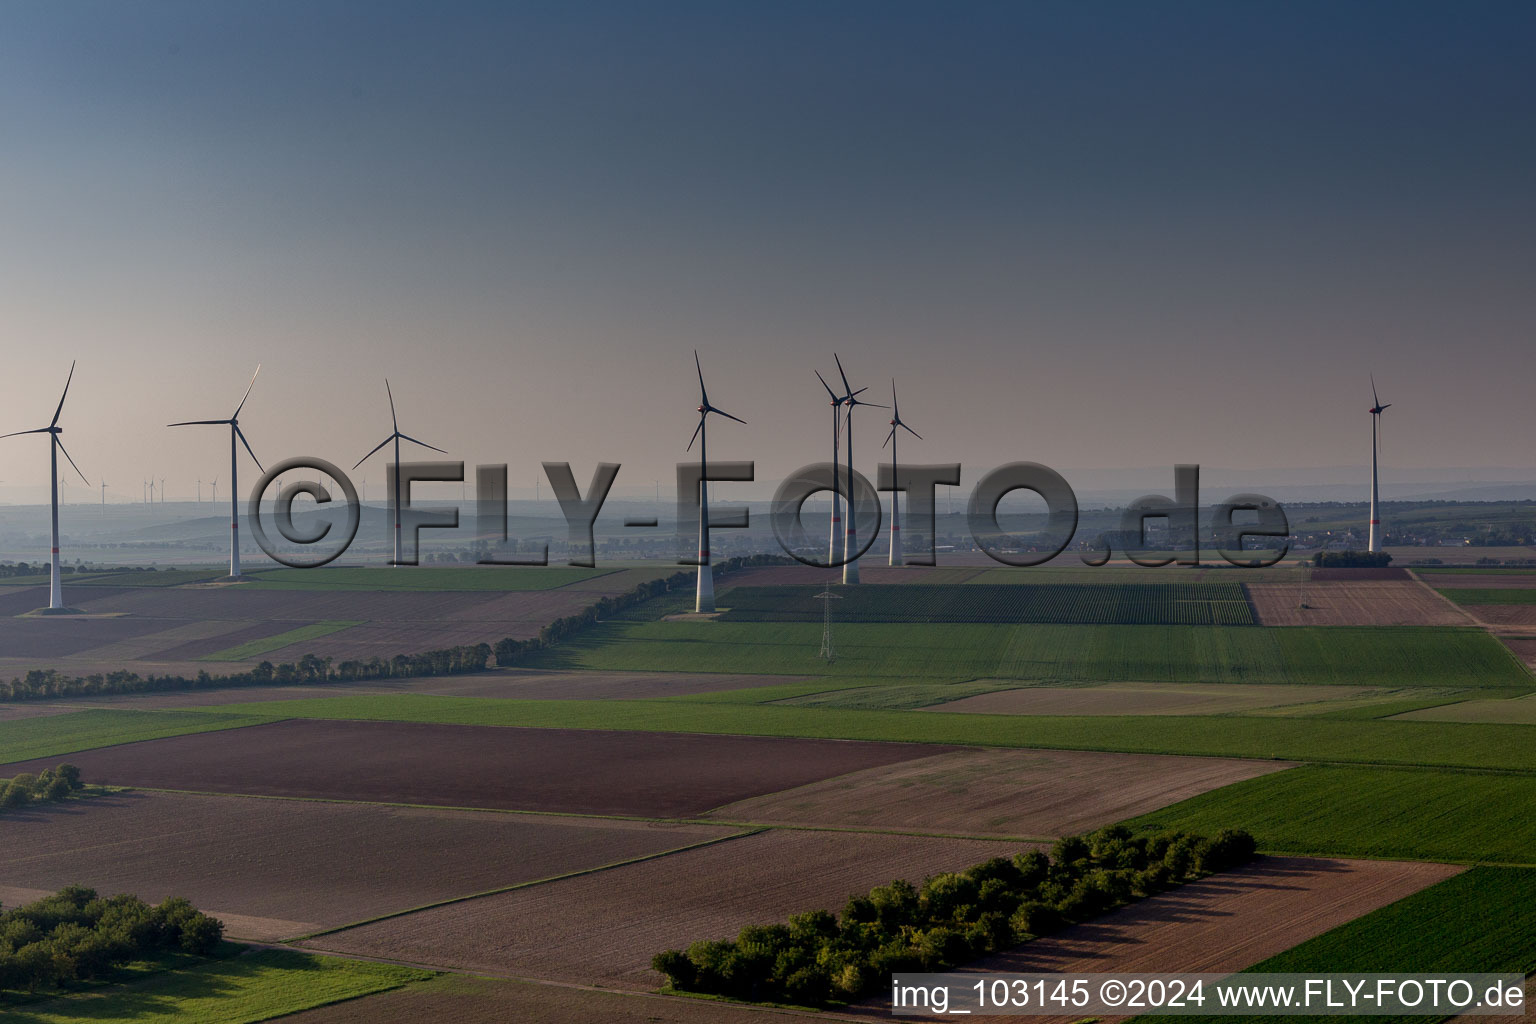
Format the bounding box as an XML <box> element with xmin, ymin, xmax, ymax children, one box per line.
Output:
<box><xmin>0</xmin><ymin>427</ymin><xmax>53</xmax><ymax>439</ymax></box>
<box><xmin>235</xmin><ymin>425</ymin><xmax>263</xmax><ymax>473</ymax></box>
<box><xmin>815</xmin><ymin>370</ymin><xmax>839</xmax><ymax>402</ymax></box>
<box><xmin>849</xmin><ymin>385</ymin><xmax>868</xmax><ymax>398</ymax></box>
<box><xmin>233</xmin><ymin>364</ymin><xmax>261</xmax><ymax>419</ymax></box>
<box><xmin>883</xmin><ymin>427</ymin><xmax>894</xmax><ymax>448</ymax></box>
<box><xmin>833</xmin><ymin>352</ymin><xmax>852</xmax><ymax>395</ymax></box>
<box><xmin>385</xmin><ymin>379</ymin><xmax>399</xmax><ymax>433</ymax></box>
<box><xmin>686</xmin><ymin>414</ymin><xmax>704</xmax><ymax>452</ymax></box>
<box><xmin>352</xmin><ymin>435</ymin><xmax>394</xmax><ymax>469</ymax></box>
<box><xmin>167</xmin><ymin>419</ymin><xmax>231</xmax><ymax>427</ymax></box>
<box><xmin>856</xmin><ymin>400</ymin><xmax>889</xmax><ymax>409</ymax></box>
<box><xmin>711</xmin><ymin>408</ymin><xmax>746</xmax><ymax>425</ymax></box>
<box><xmin>51</xmin><ymin>360</ymin><xmax>76</xmax><ymax>428</ymax></box>
<box><xmin>398</xmin><ymin>432</ymin><xmax>447</xmax><ymax>454</ymax></box>
<box><xmin>694</xmin><ymin>350</ymin><xmax>708</xmax><ymax>405</ymax></box>
<box><xmin>901</xmin><ymin>422</ymin><xmax>923</xmax><ymax>440</ymax></box>
<box><xmin>54</xmin><ymin>436</ymin><xmax>89</xmax><ymax>485</ymax></box>
<box><xmin>891</xmin><ymin>378</ymin><xmax>899</xmax><ymax>419</ymax></box>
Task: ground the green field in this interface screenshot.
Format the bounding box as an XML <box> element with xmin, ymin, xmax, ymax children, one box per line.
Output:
<box><xmin>181</xmin><ymin>694</ymin><xmax>1536</xmax><ymax>771</ymax></box>
<box><xmin>241</xmin><ymin>566</ymin><xmax>616</xmax><ymax>591</ymax></box>
<box><xmin>72</xmin><ymin>569</ymin><xmax>232</xmax><ymax>587</ymax></box>
<box><xmin>200</xmin><ymin>621</ymin><xmax>363</xmax><ymax>661</ymax></box>
<box><xmin>522</xmin><ymin>620</ymin><xmax>1531</xmax><ymax>687</ymax></box>
<box><xmin>720</xmin><ymin>582</ymin><xmax>1256</xmax><ymax>625</ymax></box>
<box><xmin>1129</xmin><ymin>868</ymin><xmax>1536</xmax><ymax>1024</ymax></box>
<box><xmin>1392</xmin><ymin>693</ymin><xmax>1536</xmax><ymax>724</ymax></box>
<box><xmin>0</xmin><ymin>710</ymin><xmax>276</xmax><ymax>763</ymax></box>
<box><xmin>1438</xmin><ymin>587</ymin><xmax>1536</xmax><ymax>604</ymax></box>
<box><xmin>1127</xmin><ymin>764</ymin><xmax>1536</xmax><ymax>863</ymax></box>
<box><xmin>9</xmin><ymin>948</ymin><xmax>432</xmax><ymax>1024</ymax></box>
<box><xmin>1418</xmin><ymin>567</ymin><xmax>1536</xmax><ymax>575</ymax></box>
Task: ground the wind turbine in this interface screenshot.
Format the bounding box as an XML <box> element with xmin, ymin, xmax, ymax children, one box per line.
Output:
<box><xmin>354</xmin><ymin>380</ymin><xmax>446</xmax><ymax>567</ymax></box>
<box><xmin>687</xmin><ymin>351</ymin><xmax>745</xmax><ymax>612</ymax></box>
<box><xmin>169</xmin><ymin>365</ymin><xmax>263</xmax><ymax>579</ymax></box>
<box><xmin>210</xmin><ymin>476</ymin><xmax>218</xmax><ymax>506</ymax></box>
<box><xmin>815</xmin><ymin>370</ymin><xmax>861</xmax><ymax>568</ymax></box>
<box><xmin>1</xmin><ymin>361</ymin><xmax>89</xmax><ymax>611</ymax></box>
<box><xmin>160</xmin><ymin>477</ymin><xmax>166</xmax><ymax>505</ymax></box>
<box><xmin>833</xmin><ymin>354</ymin><xmax>884</xmax><ymax>584</ymax></box>
<box><xmin>883</xmin><ymin>379</ymin><xmax>922</xmax><ymax>566</ymax></box>
<box><xmin>1368</xmin><ymin>375</ymin><xmax>1391</xmax><ymax>553</ymax></box>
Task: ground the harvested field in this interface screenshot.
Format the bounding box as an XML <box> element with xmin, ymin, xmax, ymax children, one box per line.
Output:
<box><xmin>1246</xmin><ymin>580</ymin><xmax>1475</xmax><ymax>626</ymax></box>
<box><xmin>1309</xmin><ymin>567</ymin><xmax>1411</xmax><ymax>581</ymax></box>
<box><xmin>0</xmin><ymin>791</ymin><xmax>739</xmax><ymax>941</ymax></box>
<box><xmin>302</xmin><ymin>828</ymin><xmax>1025</xmax><ymax>987</ymax></box>
<box><xmin>0</xmin><ymin>719</ymin><xmax>954</xmax><ymax>817</ymax></box>
<box><xmin>274</xmin><ymin>973</ymin><xmax>815</xmax><ymax>1024</ymax></box>
<box><xmin>927</xmin><ymin>682</ymin><xmax>1385</xmax><ymax>717</ymax></box>
<box><xmin>1391</xmin><ymin>693</ymin><xmax>1536</xmax><ymax>724</ymax></box>
<box><xmin>1465</xmin><ymin>605</ymin><xmax>1536</xmax><ymax>626</ymax></box>
<box><xmin>1416</xmin><ymin>572</ymin><xmax>1536</xmax><ymax>589</ymax></box>
<box><xmin>864</xmin><ymin>857</ymin><xmax>1460</xmax><ymax>1022</ymax></box>
<box><xmin>0</xmin><ymin>703</ymin><xmax>75</xmax><ymax>721</ymax></box>
<box><xmin>704</xmin><ymin>748</ymin><xmax>1291</xmax><ymax>838</ymax></box>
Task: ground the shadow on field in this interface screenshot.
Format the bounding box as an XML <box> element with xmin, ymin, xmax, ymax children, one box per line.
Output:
<box><xmin>2</xmin><ymin>948</ymin><xmax>322</xmax><ymax>1022</ymax></box>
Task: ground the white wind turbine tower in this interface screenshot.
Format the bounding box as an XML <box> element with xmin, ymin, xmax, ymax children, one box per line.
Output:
<box><xmin>687</xmin><ymin>351</ymin><xmax>745</xmax><ymax>613</ymax></box>
<box><xmin>1</xmin><ymin>361</ymin><xmax>89</xmax><ymax>611</ymax></box>
<box><xmin>169</xmin><ymin>365</ymin><xmax>264</xmax><ymax>579</ymax></box>
<box><xmin>815</xmin><ymin>370</ymin><xmax>856</xmax><ymax>567</ymax></box>
<box><xmin>1368</xmin><ymin>375</ymin><xmax>1391</xmax><ymax>553</ymax></box>
<box><xmin>833</xmin><ymin>354</ymin><xmax>884</xmax><ymax>585</ymax></box>
<box><xmin>354</xmin><ymin>380</ymin><xmax>446</xmax><ymax>567</ymax></box>
<box><xmin>210</xmin><ymin>477</ymin><xmax>219</xmax><ymax>506</ymax></box>
<box><xmin>883</xmin><ymin>379</ymin><xmax>922</xmax><ymax>566</ymax></box>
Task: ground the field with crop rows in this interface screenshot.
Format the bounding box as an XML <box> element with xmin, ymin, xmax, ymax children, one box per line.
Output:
<box><xmin>720</xmin><ymin>582</ymin><xmax>1256</xmax><ymax>625</ymax></box>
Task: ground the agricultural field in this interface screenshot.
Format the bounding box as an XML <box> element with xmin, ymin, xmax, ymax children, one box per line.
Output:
<box><xmin>950</xmin><ymin>856</ymin><xmax>1457</xmax><ymax>985</ymax></box>
<box><xmin>11</xmin><ymin>948</ymin><xmax>432</xmax><ymax>1024</ymax></box>
<box><xmin>1392</xmin><ymin>693</ymin><xmax>1536</xmax><ymax>723</ymax></box>
<box><xmin>524</xmin><ymin>619</ymin><xmax>1532</xmax><ymax>687</ymax></box>
<box><xmin>300</xmin><ymin>828</ymin><xmax>1026</xmax><ymax>988</ymax></box>
<box><xmin>702</xmin><ymin>747</ymin><xmax>1289</xmax><ymax>838</ymax></box>
<box><xmin>1127</xmin><ymin>764</ymin><xmax>1536</xmax><ymax>863</ymax></box>
<box><xmin>239</xmin><ymin>565</ymin><xmax>625</xmax><ymax>591</ymax></box>
<box><xmin>1437</xmin><ymin>588</ymin><xmax>1536</xmax><ymax>604</ymax></box>
<box><xmin>0</xmin><ymin>718</ymin><xmax>952</xmax><ymax>817</ymax></box>
<box><xmin>1139</xmin><ymin>868</ymin><xmax>1536</xmax><ymax>1024</ymax></box>
<box><xmin>920</xmin><ymin>681</ymin><xmax>1415</xmax><ymax>717</ymax></box>
<box><xmin>201</xmin><ymin>620</ymin><xmax>362</xmax><ymax>661</ymax></box>
<box><xmin>0</xmin><ymin>790</ymin><xmax>742</xmax><ymax>940</ymax></box>
<box><xmin>0</xmin><ymin>708</ymin><xmax>273</xmax><ymax>763</ymax></box>
<box><xmin>720</xmin><ymin>582</ymin><xmax>1256</xmax><ymax>625</ymax></box>
<box><xmin>1246</xmin><ymin>579</ymin><xmax>1475</xmax><ymax>626</ymax></box>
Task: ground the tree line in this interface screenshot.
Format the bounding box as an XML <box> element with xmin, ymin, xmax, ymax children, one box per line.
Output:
<box><xmin>652</xmin><ymin>825</ymin><xmax>1257</xmax><ymax>1008</ymax></box>
<box><xmin>0</xmin><ymin>886</ymin><xmax>223</xmax><ymax>995</ymax></box>
<box><xmin>0</xmin><ymin>555</ymin><xmax>794</xmax><ymax>702</ymax></box>
<box><xmin>0</xmin><ymin>764</ymin><xmax>83</xmax><ymax>810</ymax></box>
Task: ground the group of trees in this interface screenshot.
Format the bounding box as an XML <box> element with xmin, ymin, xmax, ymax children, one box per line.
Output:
<box><xmin>653</xmin><ymin>825</ymin><xmax>1257</xmax><ymax>1008</ymax></box>
<box><xmin>0</xmin><ymin>764</ymin><xmax>82</xmax><ymax>811</ymax></box>
<box><xmin>0</xmin><ymin>555</ymin><xmax>796</xmax><ymax>702</ymax></box>
<box><xmin>0</xmin><ymin>886</ymin><xmax>223</xmax><ymax>995</ymax></box>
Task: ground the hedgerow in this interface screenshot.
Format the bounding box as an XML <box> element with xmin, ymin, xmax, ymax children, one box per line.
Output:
<box><xmin>652</xmin><ymin>825</ymin><xmax>1256</xmax><ymax>1007</ymax></box>
<box><xmin>0</xmin><ymin>764</ymin><xmax>83</xmax><ymax>811</ymax></box>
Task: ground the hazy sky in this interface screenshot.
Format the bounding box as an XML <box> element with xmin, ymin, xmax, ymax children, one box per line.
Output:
<box><xmin>2</xmin><ymin>1</ymin><xmax>1533</xmax><ymax>504</ymax></box>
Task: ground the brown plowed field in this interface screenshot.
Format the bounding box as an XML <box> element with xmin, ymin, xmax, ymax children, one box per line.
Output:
<box><xmin>1468</xmin><ymin>606</ymin><xmax>1536</xmax><ymax>626</ymax></box>
<box><xmin>1501</xmin><ymin>636</ymin><xmax>1536</xmax><ymax>668</ymax></box>
<box><xmin>0</xmin><ymin>703</ymin><xmax>75</xmax><ymax>721</ymax></box>
<box><xmin>0</xmin><ymin>791</ymin><xmax>740</xmax><ymax>941</ymax></box>
<box><xmin>927</xmin><ymin>682</ymin><xmax>1380</xmax><ymax>717</ymax></box>
<box><xmin>859</xmin><ymin>856</ymin><xmax>1461</xmax><ymax>1021</ymax></box>
<box><xmin>1246</xmin><ymin>580</ymin><xmax>1475</xmax><ymax>626</ymax></box>
<box><xmin>704</xmin><ymin>749</ymin><xmax>1292</xmax><ymax>838</ymax></box>
<box><xmin>274</xmin><ymin>974</ymin><xmax>825</xmax><ymax>1024</ymax></box>
<box><xmin>0</xmin><ymin>720</ymin><xmax>955</xmax><ymax>818</ymax></box>
<box><xmin>302</xmin><ymin>828</ymin><xmax>1027</xmax><ymax>988</ymax></box>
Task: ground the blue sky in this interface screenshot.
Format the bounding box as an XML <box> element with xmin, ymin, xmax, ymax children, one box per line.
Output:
<box><xmin>2</xmin><ymin>1</ymin><xmax>1533</xmax><ymax>501</ymax></box>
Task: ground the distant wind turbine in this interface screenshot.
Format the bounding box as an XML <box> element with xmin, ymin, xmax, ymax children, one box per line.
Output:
<box><xmin>354</xmin><ymin>380</ymin><xmax>446</xmax><ymax>567</ymax></box>
<box><xmin>1368</xmin><ymin>375</ymin><xmax>1391</xmax><ymax>553</ymax></box>
<box><xmin>210</xmin><ymin>476</ymin><xmax>219</xmax><ymax>506</ymax></box>
<box><xmin>1</xmin><ymin>361</ymin><xmax>89</xmax><ymax>611</ymax></box>
<box><xmin>883</xmin><ymin>379</ymin><xmax>922</xmax><ymax>566</ymax></box>
<box><xmin>169</xmin><ymin>365</ymin><xmax>263</xmax><ymax>579</ymax></box>
<box><xmin>815</xmin><ymin>369</ymin><xmax>861</xmax><ymax>567</ymax></box>
<box><xmin>833</xmin><ymin>354</ymin><xmax>884</xmax><ymax>584</ymax></box>
<box><xmin>687</xmin><ymin>352</ymin><xmax>745</xmax><ymax>612</ymax></box>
